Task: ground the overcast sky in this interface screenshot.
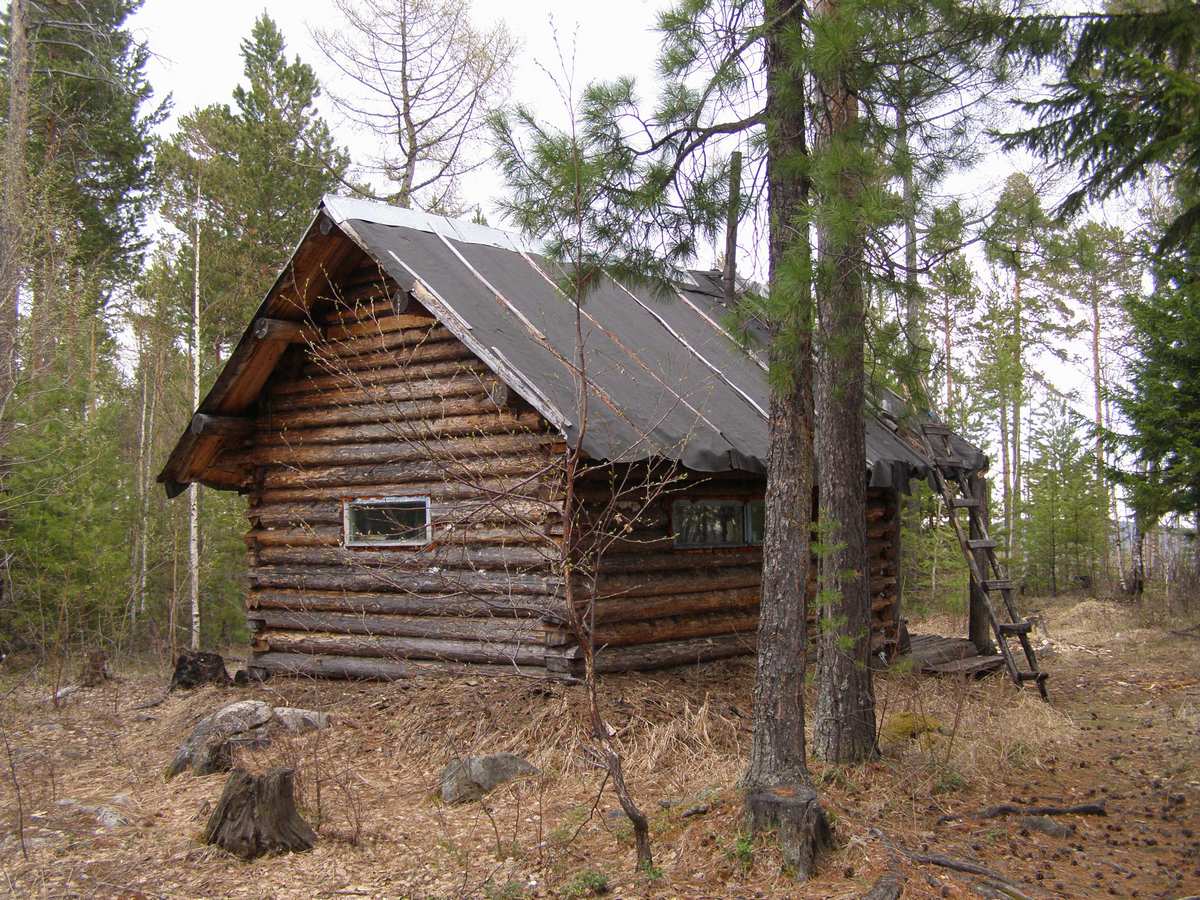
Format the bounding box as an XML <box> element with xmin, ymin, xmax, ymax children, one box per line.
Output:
<box><xmin>128</xmin><ymin>0</ymin><xmax>671</xmax><ymax>223</ymax></box>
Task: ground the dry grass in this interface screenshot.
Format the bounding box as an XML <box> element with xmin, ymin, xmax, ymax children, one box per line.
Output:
<box><xmin>0</xmin><ymin>595</ymin><xmax>1197</xmax><ymax>897</ymax></box>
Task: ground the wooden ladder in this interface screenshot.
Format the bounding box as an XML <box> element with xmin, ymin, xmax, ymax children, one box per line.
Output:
<box><xmin>917</xmin><ymin>422</ymin><xmax>1049</xmax><ymax>701</ymax></box>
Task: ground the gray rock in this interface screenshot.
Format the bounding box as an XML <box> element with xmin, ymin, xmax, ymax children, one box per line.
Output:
<box><xmin>1020</xmin><ymin>815</ymin><xmax>1074</xmax><ymax>838</ymax></box>
<box><xmin>439</xmin><ymin>753</ymin><xmax>537</xmax><ymax>804</ymax></box>
<box><xmin>166</xmin><ymin>700</ymin><xmax>273</xmax><ymax>779</ymax></box>
<box><xmin>56</xmin><ymin>798</ymin><xmax>130</xmax><ymax>829</ymax></box>
<box><xmin>272</xmin><ymin>707</ymin><xmax>331</xmax><ymax>733</ymax></box>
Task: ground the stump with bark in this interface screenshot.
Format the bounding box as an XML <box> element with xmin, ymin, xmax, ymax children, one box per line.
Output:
<box><xmin>169</xmin><ymin>651</ymin><xmax>231</xmax><ymax>691</ymax></box>
<box><xmin>202</xmin><ymin>768</ymin><xmax>315</xmax><ymax>859</ymax></box>
<box><xmin>78</xmin><ymin>650</ymin><xmax>111</xmax><ymax>687</ymax></box>
<box><xmin>746</xmin><ymin>785</ymin><xmax>832</xmax><ymax>879</ymax></box>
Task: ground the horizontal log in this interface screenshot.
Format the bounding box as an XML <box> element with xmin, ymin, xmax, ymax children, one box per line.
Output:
<box><xmin>594</xmin><ymin>567</ymin><xmax>762</xmax><ymax>600</ymax></box>
<box><xmin>250</xmin><ymin>651</ymin><xmax>555</xmax><ymax>680</ymax></box>
<box><xmin>258</xmin><ymin>475</ymin><xmax>564</xmax><ymax>505</ymax></box>
<box><xmin>258</xmin><ymin>453</ymin><xmax>560</xmax><ymax>490</ymax></box>
<box><xmin>255</xmin><ymin>630</ymin><xmax>546</xmax><ymax>666</ymax></box>
<box><xmin>316</xmin><ymin>323</ymin><xmax>455</xmax><ymax>358</ymax></box>
<box><xmin>254</xmin><ymin>412</ymin><xmax>543</xmax><ymax>448</ymax></box>
<box><xmin>261</xmin><ymin>396</ymin><xmax>504</xmax><ymax>431</ymax></box>
<box><xmin>249</xmin><ymin>564</ymin><xmax>560</xmax><ymax>596</ymax></box>
<box><xmin>304</xmin><ymin>339</ymin><xmax>476</xmax><ymax>375</ymax></box>
<box><xmin>268</xmin><ymin>371</ymin><xmax>498</xmax><ymax>409</ymax></box>
<box><xmin>229</xmin><ymin>433</ymin><xmax>562</xmax><ymax>468</ymax></box>
<box><xmin>191</xmin><ymin>413</ymin><xmax>254</xmax><ymax>438</ymax></box>
<box><xmin>251</xmin><ymin>524</ymin><xmax>559</xmax><ymax>549</ymax></box>
<box><xmin>269</xmin><ymin>358</ymin><xmax>492</xmax><ymax>398</ymax></box>
<box><xmin>590</xmin><ymin>609</ymin><xmax>760</xmax><ymax>648</ymax></box>
<box><xmin>256</xmin><ymin>543</ymin><xmax>557</xmax><ymax>569</ymax></box>
<box><xmin>254</xmin><ymin>318</ymin><xmax>321</xmax><ymax>343</ymax></box>
<box><xmin>589</xmin><ymin>587</ymin><xmax>761</xmax><ymax>624</ymax></box>
<box><xmin>592</xmin><ymin>634</ymin><xmax>755</xmax><ymax>673</ymax></box>
<box><xmin>248</xmin><ymin>609</ymin><xmax>545</xmax><ymax>643</ymax></box>
<box><xmin>320</xmin><ymin>297</ymin><xmax>398</xmax><ymax>325</ymax></box>
<box><xmin>324</xmin><ymin>313</ymin><xmax>436</xmax><ymax>342</ymax></box>
<box><xmin>249</xmin><ymin>588</ymin><xmax>560</xmax><ymax>618</ymax></box>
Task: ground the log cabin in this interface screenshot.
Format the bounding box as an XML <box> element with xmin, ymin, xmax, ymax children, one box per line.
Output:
<box><xmin>158</xmin><ymin>195</ymin><xmax>987</xmax><ymax>681</ymax></box>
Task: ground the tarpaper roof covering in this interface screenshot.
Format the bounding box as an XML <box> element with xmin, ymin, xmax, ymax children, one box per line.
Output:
<box><xmin>159</xmin><ymin>195</ymin><xmax>985</xmax><ymax>496</ymax></box>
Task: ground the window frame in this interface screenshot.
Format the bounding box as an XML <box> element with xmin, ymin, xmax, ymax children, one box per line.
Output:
<box><xmin>342</xmin><ymin>496</ymin><xmax>432</xmax><ymax>548</ymax></box>
<box><xmin>671</xmin><ymin>497</ymin><xmax>765</xmax><ymax>549</ymax></box>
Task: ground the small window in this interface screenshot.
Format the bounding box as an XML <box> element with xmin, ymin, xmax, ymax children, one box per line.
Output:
<box><xmin>344</xmin><ymin>497</ymin><xmax>430</xmax><ymax>547</ymax></box>
<box><xmin>746</xmin><ymin>499</ymin><xmax>765</xmax><ymax>546</ymax></box>
<box><xmin>673</xmin><ymin>499</ymin><xmax>746</xmax><ymax>547</ymax></box>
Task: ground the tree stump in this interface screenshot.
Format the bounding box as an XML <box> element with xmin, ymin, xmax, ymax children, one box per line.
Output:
<box><xmin>169</xmin><ymin>651</ymin><xmax>231</xmax><ymax>691</ymax></box>
<box><xmin>77</xmin><ymin>650</ymin><xmax>111</xmax><ymax>687</ymax></box>
<box><xmin>202</xmin><ymin>768</ymin><xmax>315</xmax><ymax>859</ymax></box>
<box><xmin>746</xmin><ymin>785</ymin><xmax>832</xmax><ymax>880</ymax></box>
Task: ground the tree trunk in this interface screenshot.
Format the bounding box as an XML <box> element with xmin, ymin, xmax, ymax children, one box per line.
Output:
<box><xmin>741</xmin><ymin>0</ymin><xmax>829</xmax><ymax>879</ymax></box>
<box><xmin>203</xmin><ymin>768</ymin><xmax>316</xmax><ymax>860</ymax></box>
<box><xmin>0</xmin><ymin>0</ymin><xmax>30</xmax><ymax>627</ymax></box>
<box><xmin>812</xmin><ymin>0</ymin><xmax>877</xmax><ymax>766</ymax></box>
<box><xmin>1090</xmin><ymin>286</ymin><xmax>1110</xmax><ymax>582</ymax></box>
<box><xmin>999</xmin><ymin>396</ymin><xmax>1012</xmax><ymax>560</ymax></box>
<box><xmin>190</xmin><ymin>180</ymin><xmax>203</xmax><ymax>651</ymax></box>
<box><xmin>1011</xmin><ymin>270</ymin><xmax>1023</xmax><ymax>575</ymax></box>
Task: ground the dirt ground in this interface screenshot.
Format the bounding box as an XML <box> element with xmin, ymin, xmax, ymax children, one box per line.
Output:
<box><xmin>0</xmin><ymin>595</ymin><xmax>1197</xmax><ymax>899</ymax></box>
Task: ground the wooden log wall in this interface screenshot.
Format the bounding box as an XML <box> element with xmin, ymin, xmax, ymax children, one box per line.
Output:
<box><xmin>231</xmin><ymin>250</ymin><xmax>903</xmax><ymax>681</ymax></box>
<box><xmin>542</xmin><ymin>477</ymin><xmax>902</xmax><ymax>676</ymax></box>
<box><xmin>241</xmin><ymin>253</ymin><xmax>568</xmax><ymax>678</ymax></box>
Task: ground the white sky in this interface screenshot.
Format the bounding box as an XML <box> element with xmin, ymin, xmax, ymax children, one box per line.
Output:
<box><xmin>129</xmin><ymin>0</ymin><xmax>670</xmax><ymax>221</ymax></box>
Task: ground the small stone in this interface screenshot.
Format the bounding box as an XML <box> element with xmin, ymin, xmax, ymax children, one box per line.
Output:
<box><xmin>681</xmin><ymin>803</ymin><xmax>710</xmax><ymax>818</ymax></box>
<box><xmin>1021</xmin><ymin>816</ymin><xmax>1074</xmax><ymax>839</ymax></box>
<box><xmin>271</xmin><ymin>707</ymin><xmax>331</xmax><ymax>733</ymax></box>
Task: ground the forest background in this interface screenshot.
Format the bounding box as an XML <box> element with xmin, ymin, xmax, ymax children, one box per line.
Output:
<box><xmin>0</xmin><ymin>0</ymin><xmax>1194</xmax><ymax>658</ymax></box>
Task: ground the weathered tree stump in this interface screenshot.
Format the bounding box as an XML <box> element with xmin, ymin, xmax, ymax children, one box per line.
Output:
<box><xmin>202</xmin><ymin>768</ymin><xmax>315</xmax><ymax>859</ymax></box>
<box><xmin>78</xmin><ymin>650</ymin><xmax>111</xmax><ymax>687</ymax></box>
<box><xmin>169</xmin><ymin>651</ymin><xmax>231</xmax><ymax>691</ymax></box>
<box><xmin>746</xmin><ymin>785</ymin><xmax>832</xmax><ymax>880</ymax></box>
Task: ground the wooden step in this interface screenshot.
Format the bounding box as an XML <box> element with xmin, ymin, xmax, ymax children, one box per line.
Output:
<box><xmin>934</xmin><ymin>456</ymin><xmax>962</xmax><ymax>469</ymax></box>
<box><xmin>997</xmin><ymin>621</ymin><xmax>1033</xmax><ymax>636</ymax></box>
<box><xmin>966</xmin><ymin>539</ymin><xmax>998</xmax><ymax>550</ymax></box>
<box><xmin>949</xmin><ymin>497</ymin><xmax>980</xmax><ymax>509</ymax></box>
<box><xmin>984</xmin><ymin>579</ymin><xmax>1014</xmax><ymax>592</ymax></box>
<box><xmin>921</xmin><ymin>423</ymin><xmax>952</xmax><ymax>436</ymax></box>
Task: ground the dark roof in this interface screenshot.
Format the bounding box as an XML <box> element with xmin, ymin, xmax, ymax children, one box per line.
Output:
<box><xmin>159</xmin><ymin>195</ymin><xmax>985</xmax><ymax>495</ymax></box>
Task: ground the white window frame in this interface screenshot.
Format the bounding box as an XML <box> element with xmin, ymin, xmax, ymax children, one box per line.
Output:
<box><xmin>343</xmin><ymin>496</ymin><xmax>431</xmax><ymax>548</ymax></box>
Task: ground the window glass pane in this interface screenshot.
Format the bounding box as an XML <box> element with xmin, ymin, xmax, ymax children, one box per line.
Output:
<box><xmin>747</xmin><ymin>500</ymin><xmax>765</xmax><ymax>545</ymax></box>
<box><xmin>673</xmin><ymin>499</ymin><xmax>745</xmax><ymax>547</ymax></box>
<box><xmin>347</xmin><ymin>498</ymin><xmax>428</xmax><ymax>545</ymax></box>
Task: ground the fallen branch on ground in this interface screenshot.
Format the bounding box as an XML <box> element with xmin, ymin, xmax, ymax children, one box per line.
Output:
<box><xmin>870</xmin><ymin>828</ymin><xmax>1033</xmax><ymax>900</ymax></box>
<box><xmin>938</xmin><ymin>801</ymin><xmax>1107</xmax><ymax>824</ymax></box>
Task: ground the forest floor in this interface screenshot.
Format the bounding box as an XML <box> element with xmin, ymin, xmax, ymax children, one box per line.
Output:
<box><xmin>0</xmin><ymin>594</ymin><xmax>1197</xmax><ymax>899</ymax></box>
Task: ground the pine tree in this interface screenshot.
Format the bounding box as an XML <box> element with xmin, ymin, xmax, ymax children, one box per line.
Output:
<box><xmin>1000</xmin><ymin>0</ymin><xmax>1200</xmax><ymax>250</ymax></box>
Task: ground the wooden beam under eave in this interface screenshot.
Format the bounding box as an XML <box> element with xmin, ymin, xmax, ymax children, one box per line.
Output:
<box><xmin>190</xmin><ymin>413</ymin><xmax>254</xmax><ymax>438</ymax></box>
<box><xmin>252</xmin><ymin>318</ymin><xmax>323</xmax><ymax>343</ymax></box>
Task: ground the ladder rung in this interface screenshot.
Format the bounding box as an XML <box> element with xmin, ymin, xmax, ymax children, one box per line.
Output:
<box><xmin>921</xmin><ymin>423</ymin><xmax>952</xmax><ymax>436</ymax></box>
<box><xmin>984</xmin><ymin>579</ymin><xmax>1014</xmax><ymax>592</ymax></box>
<box><xmin>1015</xmin><ymin>671</ymin><xmax>1048</xmax><ymax>683</ymax></box>
<box><xmin>967</xmin><ymin>539</ymin><xmax>998</xmax><ymax>550</ymax></box>
<box><xmin>949</xmin><ymin>497</ymin><xmax>980</xmax><ymax>508</ymax></box>
<box><xmin>998</xmin><ymin>621</ymin><xmax>1033</xmax><ymax>636</ymax></box>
